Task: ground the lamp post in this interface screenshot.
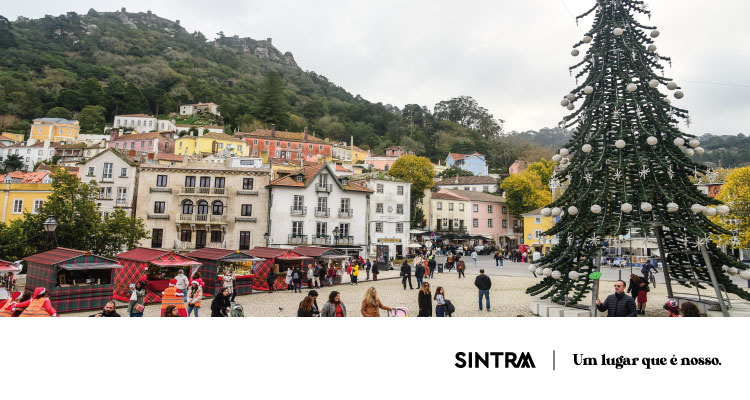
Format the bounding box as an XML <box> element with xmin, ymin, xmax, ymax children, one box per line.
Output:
<box><xmin>42</xmin><ymin>215</ymin><xmax>58</xmax><ymax>250</ymax></box>
<box><xmin>264</xmin><ymin>232</ymin><xmax>270</xmax><ymax>247</ymax></box>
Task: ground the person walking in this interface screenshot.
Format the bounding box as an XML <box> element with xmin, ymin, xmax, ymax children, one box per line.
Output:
<box><xmin>595</xmin><ymin>280</ymin><xmax>637</xmax><ymax>317</ymax></box>
<box><xmin>474</xmin><ymin>269</ymin><xmax>492</xmax><ymax>312</ymax></box>
<box><xmin>266</xmin><ymin>266</ymin><xmax>277</xmax><ymax>293</ymax></box>
<box><xmin>127</xmin><ymin>281</ymin><xmax>146</xmax><ymax>317</ymax></box>
<box><xmin>400</xmin><ymin>259</ymin><xmax>413</xmax><ymax>290</ymax></box>
<box><xmin>471</xmin><ymin>249</ymin><xmax>478</xmax><ymax>268</ymax></box>
<box><xmin>494</xmin><ymin>250</ymin><xmax>500</xmax><ymax>267</ymax></box>
<box><xmin>351</xmin><ymin>263</ymin><xmax>360</xmax><ymax>285</ymax></box>
<box><xmin>312</xmin><ymin>263</ymin><xmax>321</xmax><ymax>289</ymax></box>
<box><xmin>417</xmin><ymin>282</ymin><xmax>432</xmax><ymax>317</ymax></box>
<box><xmin>175</xmin><ymin>269</ymin><xmax>190</xmax><ymax>302</ymax></box>
<box><xmin>298</xmin><ymin>296</ymin><xmax>316</xmax><ymax>317</ymax></box>
<box><xmin>222</xmin><ymin>269</ymin><xmax>236</xmax><ymax>302</ymax></box>
<box><xmin>187</xmin><ymin>281</ymin><xmax>202</xmax><ymax>317</ymax></box>
<box><xmin>285</xmin><ymin>268</ymin><xmax>294</xmax><ymax>292</ymax></box>
<box><xmin>292</xmin><ymin>266</ymin><xmax>303</xmax><ymax>293</ymax></box>
<box><xmin>211</xmin><ymin>287</ymin><xmax>231</xmax><ymax>317</ymax></box>
<box><xmin>326</xmin><ymin>264</ymin><xmax>335</xmax><ymax>286</ymax></box>
<box><xmin>365</xmin><ymin>259</ymin><xmax>371</xmax><ymax>281</ymax></box>
<box><xmin>415</xmin><ymin>260</ymin><xmax>425</xmax><ymax>289</ymax></box>
<box><xmin>161</xmin><ymin>279</ymin><xmax>187</xmax><ymax>317</ymax></box>
<box><xmin>361</xmin><ymin>287</ymin><xmax>392</xmax><ymax>317</ymax></box>
<box><xmin>457</xmin><ymin>259</ymin><xmax>466</xmax><ymax>279</ymax></box>
<box><xmin>428</xmin><ymin>257</ymin><xmax>436</xmax><ymax>279</ymax></box>
<box><xmin>306</xmin><ymin>264</ymin><xmax>315</xmax><ymax>290</ymax></box>
<box><xmin>321</xmin><ymin>291</ymin><xmax>346</xmax><ymax>317</ymax></box>
<box><xmin>627</xmin><ymin>274</ymin><xmax>649</xmax><ymax>315</ymax></box>
<box><xmin>434</xmin><ymin>286</ymin><xmax>446</xmax><ymax>317</ymax></box>
<box><xmin>372</xmin><ymin>261</ymin><xmax>379</xmax><ymax>281</ymax></box>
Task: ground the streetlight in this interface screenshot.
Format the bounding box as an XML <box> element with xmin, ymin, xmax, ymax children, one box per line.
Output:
<box><xmin>42</xmin><ymin>216</ymin><xmax>58</xmax><ymax>250</ymax></box>
<box><xmin>263</xmin><ymin>232</ymin><xmax>270</xmax><ymax>247</ymax></box>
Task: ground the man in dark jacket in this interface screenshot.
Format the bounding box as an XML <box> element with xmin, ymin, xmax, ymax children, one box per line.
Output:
<box><xmin>400</xmin><ymin>260</ymin><xmax>413</xmax><ymax>290</ymax></box>
<box><xmin>365</xmin><ymin>259</ymin><xmax>371</xmax><ymax>280</ymax></box>
<box><xmin>474</xmin><ymin>269</ymin><xmax>492</xmax><ymax>311</ymax></box>
<box><xmin>267</xmin><ymin>268</ymin><xmax>277</xmax><ymax>293</ymax></box>
<box><xmin>90</xmin><ymin>301</ymin><xmax>120</xmax><ymax>317</ymax></box>
<box><xmin>596</xmin><ymin>280</ymin><xmax>637</xmax><ymax>317</ymax></box>
<box><xmin>415</xmin><ymin>261</ymin><xmax>426</xmax><ymax>288</ymax></box>
<box><xmin>372</xmin><ymin>261</ymin><xmax>379</xmax><ymax>281</ymax></box>
<box><xmin>428</xmin><ymin>257</ymin><xmax>436</xmax><ymax>278</ymax></box>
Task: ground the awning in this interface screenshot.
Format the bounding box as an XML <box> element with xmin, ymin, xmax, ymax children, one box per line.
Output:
<box><xmin>408</xmin><ymin>242</ymin><xmax>423</xmax><ymax>248</ymax></box>
<box><xmin>320</xmin><ymin>255</ymin><xmax>350</xmax><ymax>259</ymax></box>
<box><xmin>0</xmin><ymin>265</ymin><xmax>22</xmax><ymax>273</ymax></box>
<box><xmin>276</xmin><ymin>256</ymin><xmax>313</xmax><ymax>261</ymax></box>
<box><xmin>58</xmin><ymin>263</ymin><xmax>123</xmax><ymax>271</ymax></box>
<box><xmin>151</xmin><ymin>260</ymin><xmax>202</xmax><ymax>267</ymax></box>
<box><xmin>222</xmin><ymin>257</ymin><xmax>265</xmax><ymax>263</ymax></box>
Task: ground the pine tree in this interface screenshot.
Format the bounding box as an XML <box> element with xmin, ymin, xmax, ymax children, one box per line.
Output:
<box><xmin>254</xmin><ymin>71</ymin><xmax>290</xmax><ymax>129</ymax></box>
<box><xmin>527</xmin><ymin>0</ymin><xmax>750</xmax><ymax>307</ymax></box>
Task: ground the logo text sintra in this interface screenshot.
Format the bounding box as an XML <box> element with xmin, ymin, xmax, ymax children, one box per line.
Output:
<box><xmin>455</xmin><ymin>352</ymin><xmax>536</xmax><ymax>369</ymax></box>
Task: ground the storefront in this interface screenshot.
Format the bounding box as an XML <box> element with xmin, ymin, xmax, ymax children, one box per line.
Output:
<box><xmin>185</xmin><ymin>248</ymin><xmax>262</xmax><ymax>296</ymax></box>
<box><xmin>113</xmin><ymin>248</ymin><xmax>201</xmax><ymax>304</ymax></box>
<box><xmin>0</xmin><ymin>259</ymin><xmax>22</xmax><ymax>300</ymax></box>
<box><xmin>245</xmin><ymin>247</ymin><xmax>311</xmax><ymax>291</ymax></box>
<box><xmin>23</xmin><ymin>248</ymin><xmax>122</xmax><ymax>313</ymax></box>
<box><xmin>293</xmin><ymin>246</ymin><xmax>348</xmax><ymax>285</ymax></box>
<box><xmin>373</xmin><ymin>237</ymin><xmax>404</xmax><ymax>260</ymax></box>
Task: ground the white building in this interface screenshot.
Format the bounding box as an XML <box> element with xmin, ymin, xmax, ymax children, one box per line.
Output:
<box><xmin>350</xmin><ymin>173</ymin><xmax>411</xmax><ymax>258</ymax></box>
<box><xmin>113</xmin><ymin>114</ymin><xmax>176</xmax><ymax>133</ymax></box>
<box><xmin>434</xmin><ymin>175</ymin><xmax>499</xmax><ymax>193</ymax></box>
<box><xmin>175</xmin><ymin>125</ymin><xmax>225</xmax><ymax>136</ymax></box>
<box><xmin>179</xmin><ymin>102</ymin><xmax>220</xmax><ymax>116</ymax></box>
<box><xmin>80</xmin><ymin>148</ymin><xmax>139</xmax><ymax>218</ymax></box>
<box><xmin>0</xmin><ymin>139</ymin><xmax>58</xmax><ymax>171</ymax></box>
<box><xmin>267</xmin><ymin>163</ymin><xmax>372</xmax><ymax>257</ymax></box>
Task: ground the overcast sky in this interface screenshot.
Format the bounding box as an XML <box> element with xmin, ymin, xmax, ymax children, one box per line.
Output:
<box><xmin>5</xmin><ymin>1</ymin><xmax>750</xmax><ymax>135</ymax></box>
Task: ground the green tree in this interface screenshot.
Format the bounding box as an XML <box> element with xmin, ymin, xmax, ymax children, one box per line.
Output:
<box><xmin>3</xmin><ymin>154</ymin><xmax>24</xmax><ymax>172</ymax></box>
<box><xmin>78</xmin><ymin>105</ymin><xmax>107</xmax><ymax>133</ymax></box>
<box><xmin>438</xmin><ymin>166</ymin><xmax>474</xmax><ymax>179</ymax></box>
<box><xmin>387</xmin><ymin>155</ymin><xmax>434</xmax><ymax>217</ymax></box>
<box><xmin>45</xmin><ymin>106</ymin><xmax>73</xmax><ymax>119</ymax></box>
<box><xmin>254</xmin><ymin>71</ymin><xmax>289</xmax><ymax>129</ymax></box>
<box><xmin>0</xmin><ymin>15</ymin><xmax>16</xmax><ymax>49</ymax></box>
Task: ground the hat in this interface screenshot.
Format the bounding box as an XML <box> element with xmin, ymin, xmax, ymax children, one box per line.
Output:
<box><xmin>191</xmin><ymin>280</ymin><xmax>199</xmax><ymax>286</ymax></box>
<box><xmin>663</xmin><ymin>299</ymin><xmax>679</xmax><ymax>314</ymax></box>
<box><xmin>33</xmin><ymin>287</ymin><xmax>46</xmax><ymax>298</ymax></box>
<box><xmin>169</xmin><ymin>279</ymin><xmax>177</xmax><ymax>286</ymax></box>
<box><xmin>10</xmin><ymin>291</ymin><xmax>22</xmax><ymax>301</ymax></box>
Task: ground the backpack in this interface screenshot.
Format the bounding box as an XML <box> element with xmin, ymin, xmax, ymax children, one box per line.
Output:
<box><xmin>445</xmin><ymin>300</ymin><xmax>456</xmax><ymax>314</ymax></box>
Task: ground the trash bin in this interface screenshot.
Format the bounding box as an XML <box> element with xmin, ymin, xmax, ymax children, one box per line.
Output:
<box><xmin>438</xmin><ymin>263</ymin><xmax>444</xmax><ymax>273</ymax></box>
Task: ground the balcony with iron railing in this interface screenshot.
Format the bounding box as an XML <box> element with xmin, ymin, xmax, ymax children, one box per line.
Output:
<box><xmin>288</xmin><ymin>234</ymin><xmax>308</xmax><ymax>244</ymax></box>
<box><xmin>338</xmin><ymin>208</ymin><xmax>353</xmax><ymax>218</ymax></box>
<box><xmin>180</xmin><ymin>186</ymin><xmax>228</xmax><ymax>196</ymax></box>
<box><xmin>315</xmin><ymin>183</ymin><xmax>332</xmax><ymax>193</ymax></box>
<box><xmin>290</xmin><ymin>206</ymin><xmax>307</xmax><ymax>216</ymax></box>
<box><xmin>332</xmin><ymin>235</ymin><xmax>354</xmax><ymax>245</ymax></box>
<box><xmin>435</xmin><ymin>226</ymin><xmax>467</xmax><ymax>233</ymax></box>
<box><xmin>115</xmin><ymin>198</ymin><xmax>127</xmax><ymax>206</ymax></box>
<box><xmin>312</xmin><ymin>235</ymin><xmax>330</xmax><ymax>245</ymax></box>
<box><xmin>315</xmin><ymin>207</ymin><xmax>330</xmax><ymax>217</ymax></box>
<box><xmin>235</xmin><ymin>216</ymin><xmax>258</xmax><ymax>223</ymax></box>
<box><xmin>178</xmin><ymin>214</ymin><xmax>226</xmax><ymax>224</ymax></box>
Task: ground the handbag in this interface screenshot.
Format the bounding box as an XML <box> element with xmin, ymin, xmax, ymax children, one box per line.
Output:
<box><xmin>134</xmin><ymin>303</ymin><xmax>145</xmax><ymax>313</ymax></box>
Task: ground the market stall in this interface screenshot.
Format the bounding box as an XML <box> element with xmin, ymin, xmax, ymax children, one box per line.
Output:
<box><xmin>0</xmin><ymin>259</ymin><xmax>23</xmax><ymax>300</ymax></box>
<box><xmin>185</xmin><ymin>248</ymin><xmax>262</xmax><ymax>296</ymax></box>
<box><xmin>293</xmin><ymin>246</ymin><xmax>348</xmax><ymax>285</ymax></box>
<box><xmin>113</xmin><ymin>248</ymin><xmax>201</xmax><ymax>304</ymax></box>
<box><xmin>22</xmin><ymin>247</ymin><xmax>122</xmax><ymax>313</ymax></box>
<box><xmin>245</xmin><ymin>247</ymin><xmax>311</xmax><ymax>291</ymax></box>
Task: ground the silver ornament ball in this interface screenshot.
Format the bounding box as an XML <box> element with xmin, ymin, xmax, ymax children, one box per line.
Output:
<box><xmin>591</xmin><ymin>204</ymin><xmax>602</xmax><ymax>214</ymax></box>
<box><xmin>571</xmin><ymin>49</ymin><xmax>580</xmax><ymax>57</ymax></box>
<box><xmin>667</xmin><ymin>202</ymin><xmax>679</xmax><ymax>213</ymax></box>
<box><xmin>695</xmin><ymin>147</ymin><xmax>705</xmax><ymax>156</ymax></box>
<box><xmin>689</xmin><ymin>139</ymin><xmax>700</xmax><ymax>148</ymax></box>
<box><xmin>615</xmin><ymin>139</ymin><xmax>626</xmax><ymax>149</ymax></box>
<box><xmin>583</xmin><ymin>35</ymin><xmax>592</xmax><ymax>44</ymax></box>
<box><xmin>613</xmin><ymin>27</ymin><xmax>624</xmax><ymax>36</ymax></box>
<box><xmin>566</xmin><ymin>93</ymin><xmax>577</xmax><ymax>102</ymax></box>
<box><xmin>567</xmin><ymin>103</ymin><xmax>575</xmax><ymax>110</ymax></box>
<box><xmin>568</xmin><ymin>271</ymin><xmax>580</xmax><ymax>280</ymax></box>
<box><xmin>648</xmin><ymin>79</ymin><xmax>659</xmax><ymax>88</ymax></box>
<box><xmin>541</xmin><ymin>207</ymin><xmax>552</xmax><ymax>217</ymax></box>
<box><xmin>626</xmin><ymin>83</ymin><xmax>638</xmax><ymax>92</ymax></box>
<box><xmin>542</xmin><ymin>268</ymin><xmax>552</xmax><ymax>277</ymax></box>
<box><xmin>646</xmin><ymin>136</ymin><xmax>658</xmax><ymax>146</ymax></box>
<box><xmin>667</xmin><ymin>82</ymin><xmax>678</xmax><ymax>90</ymax></box>
<box><xmin>690</xmin><ymin>204</ymin><xmax>704</xmax><ymax>214</ymax></box>
<box><xmin>561</xmin><ymin>99</ymin><xmax>570</xmax><ymax>107</ymax></box>
<box><xmin>716</xmin><ymin>205</ymin><xmax>730</xmax><ymax>215</ymax></box>
<box><xmin>559</xmin><ymin>148</ymin><xmax>570</xmax><ymax>157</ymax></box>
<box><xmin>583</xmin><ymin>86</ymin><xmax>594</xmax><ymax>95</ymax></box>
<box><xmin>582</xmin><ymin>144</ymin><xmax>592</xmax><ymax>153</ymax></box>
<box><xmin>684</xmin><ymin>148</ymin><xmax>695</xmax><ymax>157</ymax></box>
<box><xmin>551</xmin><ymin>154</ymin><xmax>562</xmax><ymax>163</ymax></box>
<box><xmin>551</xmin><ymin>270</ymin><xmax>562</xmax><ymax>280</ymax></box>
<box><xmin>727</xmin><ymin>267</ymin><xmax>739</xmax><ymax>276</ymax></box>
<box><xmin>703</xmin><ymin>207</ymin><xmax>717</xmax><ymax>216</ymax></box>
<box><xmin>673</xmin><ymin>137</ymin><xmax>685</xmax><ymax>146</ymax></box>
<box><xmin>739</xmin><ymin>269</ymin><xmax>750</xmax><ymax>280</ymax></box>
<box><xmin>650</xmin><ymin>29</ymin><xmax>660</xmax><ymax>38</ymax></box>
<box><xmin>640</xmin><ymin>202</ymin><xmax>653</xmax><ymax>212</ymax></box>
<box><xmin>621</xmin><ymin>203</ymin><xmax>633</xmax><ymax>213</ymax></box>
<box><xmin>528</xmin><ymin>265</ymin><xmax>538</xmax><ymax>273</ymax></box>
<box><xmin>674</xmin><ymin>91</ymin><xmax>684</xmax><ymax>99</ymax></box>
<box><xmin>550</xmin><ymin>207</ymin><xmax>562</xmax><ymax>216</ymax></box>
<box><xmin>568</xmin><ymin>206</ymin><xmax>579</xmax><ymax>216</ymax></box>
<box><xmin>648</xmin><ymin>44</ymin><xmax>657</xmax><ymax>52</ymax></box>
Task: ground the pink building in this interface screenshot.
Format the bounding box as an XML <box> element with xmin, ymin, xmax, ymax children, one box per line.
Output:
<box><xmin>508</xmin><ymin>160</ymin><xmax>527</xmax><ymax>175</ymax></box>
<box><xmin>108</xmin><ymin>129</ymin><xmax>175</xmax><ymax>155</ymax></box>
<box><xmin>439</xmin><ymin>189</ymin><xmax>520</xmax><ymax>248</ymax></box>
<box><xmin>385</xmin><ymin>146</ymin><xmax>413</xmax><ymax>157</ymax></box>
<box><xmin>364</xmin><ymin>156</ymin><xmax>399</xmax><ymax>172</ymax></box>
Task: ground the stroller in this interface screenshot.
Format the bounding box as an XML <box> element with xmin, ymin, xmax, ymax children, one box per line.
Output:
<box><xmin>230</xmin><ymin>303</ymin><xmax>244</xmax><ymax>317</ymax></box>
<box><xmin>387</xmin><ymin>307</ymin><xmax>410</xmax><ymax>317</ymax></box>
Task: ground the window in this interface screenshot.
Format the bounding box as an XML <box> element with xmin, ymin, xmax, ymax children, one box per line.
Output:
<box><xmin>535</xmin><ymin>217</ymin><xmax>542</xmax><ymax>224</ymax></box>
<box><xmin>212</xmin><ymin>201</ymin><xmax>224</xmax><ymax>215</ymax></box>
<box><xmin>473</xmin><ymin>204</ymin><xmax>479</xmax><ymax>212</ymax></box>
<box><xmin>292</xmin><ymin>221</ymin><xmax>304</xmax><ymax>236</ymax></box>
<box><xmin>156</xmin><ymin>175</ymin><xmax>167</xmax><ymax>187</ymax></box>
<box><xmin>465</xmin><ymin>187</ymin><xmax>470</xmax><ymax>191</ymax></box>
<box><xmin>239</xmin><ymin>231</ymin><xmax>251</xmax><ymax>250</ymax></box>
<box><xmin>151</xmin><ymin>229</ymin><xmax>163</xmax><ymax>248</ymax></box>
<box><xmin>38</xmin><ymin>150</ymin><xmax>43</xmax><ymax>156</ymax></box>
<box><xmin>120</xmin><ymin>168</ymin><xmax>128</xmax><ymax>177</ymax></box>
<box><xmin>185</xmin><ymin>176</ymin><xmax>196</xmax><ymax>187</ymax></box>
<box><xmin>502</xmin><ymin>206</ymin><xmax>507</xmax><ymax>215</ymax></box>
<box><xmin>317</xmin><ymin>197</ymin><xmax>327</xmax><ymax>211</ymax></box>
<box><xmin>140</xmin><ymin>141</ymin><xmax>144</xmax><ymax>147</ymax></box>
<box><xmin>338</xmin><ymin>223</ymin><xmax>350</xmax><ymax>237</ymax></box>
<box><xmin>396</xmin><ymin>223</ymin><xmax>403</xmax><ymax>233</ymax></box>
<box><xmin>319</xmin><ymin>145</ymin><xmax>323</xmax><ymax>150</ymax></box>
<box><xmin>376</xmin><ymin>203</ymin><xmax>383</xmax><ymax>213</ymax></box>
<box><xmin>218</xmin><ymin>143</ymin><xmax>223</xmax><ymax>149</ymax></box>
<box><xmin>195</xmin><ymin>230</ymin><xmax>207</xmax><ymax>249</ymax></box>
<box><xmin>340</xmin><ymin>198</ymin><xmax>350</xmax><ymax>210</ymax></box>
<box><xmin>87</xmin><ymin>166</ymin><xmax>95</xmax><ymax>176</ymax></box>
<box><xmin>117</xmin><ymin>187</ymin><xmax>127</xmax><ymax>202</ymax></box>
<box><xmin>99</xmin><ymin>187</ymin><xmax>112</xmax><ymax>199</ymax></box>
<box><xmin>154</xmin><ymin>201</ymin><xmax>165</xmax><ymax>214</ymax></box>
<box><xmin>397</xmin><ymin>185</ymin><xmax>404</xmax><ymax>195</ymax></box>
<box><xmin>437</xmin><ymin>202</ymin><xmax>442</xmax><ymax>210</ymax></box>
<box><xmin>376</xmin><ymin>184</ymin><xmax>384</xmax><ymax>193</ymax></box>
<box><xmin>534</xmin><ymin>230</ymin><xmax>542</xmax><ymax>239</ymax></box>
<box><xmin>211</xmin><ymin>231</ymin><xmax>222</xmax><ymax>243</ymax></box>
<box><xmin>265</xmin><ymin>140</ymin><xmax>269</xmax><ymax>145</ymax></box>
<box><xmin>293</xmin><ymin>195</ymin><xmax>304</xmax><ymax>211</ymax></box>
<box><xmin>473</xmin><ymin>218</ymin><xmax>479</xmax><ymax>228</ymax></box>
<box><xmin>130</xmin><ymin>142</ymin><xmax>134</xmax><ymax>149</ymax></box>
<box><xmin>181</xmin><ymin>229</ymin><xmax>192</xmax><ymax>242</ymax></box>
<box><xmin>488</xmin><ymin>219</ymin><xmax>493</xmax><ymax>228</ymax></box>
<box><xmin>459</xmin><ymin>203</ymin><xmax>464</xmax><ymax>211</ymax></box>
<box><xmin>502</xmin><ymin>220</ymin><xmax>508</xmax><ymax>228</ymax></box>
<box><xmin>316</xmin><ymin>222</ymin><xmax>327</xmax><ymax>237</ymax></box>
<box><xmin>397</xmin><ymin>204</ymin><xmax>404</xmax><ymax>214</ymax></box>
<box><xmin>276</xmin><ymin>141</ymin><xmax>281</xmax><ymax>146</ymax></box>
<box><xmin>242</xmin><ymin>178</ymin><xmax>254</xmax><ymax>190</ymax></box>
<box><xmin>148</xmin><ymin>140</ymin><xmax>153</xmax><ymax>148</ymax></box>
<box><xmin>488</xmin><ymin>205</ymin><xmax>493</xmax><ymax>213</ymax></box>
<box><xmin>197</xmin><ymin>201</ymin><xmax>209</xmax><ymax>215</ymax></box>
<box><xmin>241</xmin><ymin>204</ymin><xmax>252</xmax><ymax>216</ymax></box>
<box><xmin>449</xmin><ymin>203</ymin><xmax>454</xmax><ymax>211</ymax></box>
<box><xmin>214</xmin><ymin>177</ymin><xmax>225</xmax><ymax>188</ymax></box>
<box><xmin>308</xmin><ymin>144</ymin><xmax>313</xmax><ymax>150</ymax></box>
<box><xmin>527</xmin><ymin>233</ymin><xmax>532</xmax><ymax>241</ymax></box>
<box><xmin>375</xmin><ymin>222</ymin><xmax>383</xmax><ymax>233</ymax></box>
<box><xmin>514</xmin><ymin>220</ymin><xmax>519</xmax><ymax>228</ymax></box>
<box><xmin>199</xmin><ymin>176</ymin><xmax>210</xmax><ymax>188</ymax></box>
<box><xmin>484</xmin><ymin>186</ymin><xmax>489</xmax><ymax>192</ymax></box>
<box><xmin>182</xmin><ymin>200</ymin><xmax>193</xmax><ymax>214</ymax></box>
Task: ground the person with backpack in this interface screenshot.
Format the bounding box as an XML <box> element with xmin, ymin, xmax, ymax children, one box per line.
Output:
<box><xmin>326</xmin><ymin>264</ymin><xmax>335</xmax><ymax>286</ymax></box>
<box><xmin>428</xmin><ymin>257</ymin><xmax>436</xmax><ymax>279</ymax></box>
<box><xmin>285</xmin><ymin>268</ymin><xmax>294</xmax><ymax>292</ymax></box>
<box><xmin>312</xmin><ymin>263</ymin><xmax>321</xmax><ymax>288</ymax></box>
<box><xmin>371</xmin><ymin>261</ymin><xmax>379</xmax><ymax>281</ymax></box>
<box><xmin>351</xmin><ymin>263</ymin><xmax>359</xmax><ymax>285</ymax></box>
<box><xmin>292</xmin><ymin>266</ymin><xmax>303</xmax><ymax>293</ymax></box>
<box><xmin>415</xmin><ymin>260</ymin><xmax>425</xmax><ymax>289</ymax></box>
<box><xmin>211</xmin><ymin>288</ymin><xmax>231</xmax><ymax>317</ymax></box>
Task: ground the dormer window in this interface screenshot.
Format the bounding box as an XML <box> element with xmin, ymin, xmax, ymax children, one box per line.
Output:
<box><xmin>341</xmin><ymin>178</ymin><xmax>349</xmax><ymax>186</ymax></box>
<box><xmin>295</xmin><ymin>175</ymin><xmax>304</xmax><ymax>182</ymax></box>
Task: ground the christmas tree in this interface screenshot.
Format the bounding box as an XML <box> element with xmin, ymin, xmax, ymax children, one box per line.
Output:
<box><xmin>527</xmin><ymin>0</ymin><xmax>750</xmax><ymax>309</ymax></box>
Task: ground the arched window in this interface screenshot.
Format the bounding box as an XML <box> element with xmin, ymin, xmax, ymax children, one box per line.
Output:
<box><xmin>182</xmin><ymin>200</ymin><xmax>194</xmax><ymax>214</ymax></box>
<box><xmin>212</xmin><ymin>200</ymin><xmax>224</xmax><ymax>215</ymax></box>
<box><xmin>197</xmin><ymin>200</ymin><xmax>209</xmax><ymax>215</ymax></box>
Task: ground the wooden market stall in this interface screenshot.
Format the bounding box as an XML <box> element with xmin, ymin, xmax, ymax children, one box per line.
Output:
<box><xmin>113</xmin><ymin>248</ymin><xmax>201</xmax><ymax>304</ymax></box>
<box><xmin>22</xmin><ymin>248</ymin><xmax>122</xmax><ymax>313</ymax></box>
<box><xmin>0</xmin><ymin>259</ymin><xmax>23</xmax><ymax>300</ymax></box>
<box><xmin>184</xmin><ymin>248</ymin><xmax>263</xmax><ymax>296</ymax></box>
<box><xmin>293</xmin><ymin>246</ymin><xmax>348</xmax><ymax>285</ymax></box>
<box><xmin>245</xmin><ymin>247</ymin><xmax>312</xmax><ymax>291</ymax></box>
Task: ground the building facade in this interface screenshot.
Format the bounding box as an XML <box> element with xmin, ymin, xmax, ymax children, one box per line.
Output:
<box><xmin>0</xmin><ymin>140</ymin><xmax>58</xmax><ymax>171</ymax></box>
<box><xmin>175</xmin><ymin>132</ymin><xmax>247</xmax><ymax>157</ymax></box>
<box><xmin>135</xmin><ymin>161</ymin><xmax>271</xmax><ymax>251</ymax></box>
<box><xmin>109</xmin><ymin>130</ymin><xmax>175</xmax><ymax>156</ymax></box>
<box><xmin>522</xmin><ymin>209</ymin><xmax>558</xmax><ymax>255</ymax></box>
<box><xmin>179</xmin><ymin>102</ymin><xmax>220</xmax><ymax>116</ymax></box>
<box><xmin>238</xmin><ymin>127</ymin><xmax>332</xmax><ymax>161</ymax></box>
<box><xmin>434</xmin><ymin>175</ymin><xmax>499</xmax><ymax>193</ymax></box>
<box><xmin>446</xmin><ymin>152</ymin><xmax>488</xmax><ymax>176</ymax></box>
<box><xmin>80</xmin><ymin>148</ymin><xmax>139</xmax><ymax>218</ymax></box>
<box><xmin>351</xmin><ymin>173</ymin><xmax>411</xmax><ymax>258</ymax></box>
<box><xmin>429</xmin><ymin>190</ymin><xmax>470</xmax><ymax>234</ymax></box>
<box><xmin>29</xmin><ymin>118</ymin><xmax>79</xmax><ymax>143</ymax></box>
<box><xmin>267</xmin><ymin>163</ymin><xmax>372</xmax><ymax>256</ymax></box>
<box><xmin>332</xmin><ymin>143</ymin><xmax>370</xmax><ymax>162</ymax></box>
<box><xmin>113</xmin><ymin>114</ymin><xmax>175</xmax><ymax>133</ymax></box>
<box><xmin>364</xmin><ymin>156</ymin><xmax>398</xmax><ymax>172</ymax></box>
<box><xmin>0</xmin><ymin>171</ymin><xmax>53</xmax><ymax>223</ymax></box>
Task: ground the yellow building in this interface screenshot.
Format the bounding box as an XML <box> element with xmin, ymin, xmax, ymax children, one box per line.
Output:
<box><xmin>175</xmin><ymin>132</ymin><xmax>248</xmax><ymax>157</ymax></box>
<box><xmin>1</xmin><ymin>132</ymin><xmax>24</xmax><ymax>143</ymax></box>
<box><xmin>0</xmin><ymin>171</ymin><xmax>53</xmax><ymax>223</ymax></box>
<box><xmin>523</xmin><ymin>209</ymin><xmax>557</xmax><ymax>255</ymax></box>
<box><xmin>30</xmin><ymin>118</ymin><xmax>80</xmax><ymax>143</ymax></box>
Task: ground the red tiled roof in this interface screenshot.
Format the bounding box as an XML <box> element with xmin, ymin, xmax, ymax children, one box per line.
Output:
<box><xmin>116</xmin><ymin>247</ymin><xmax>171</xmax><ymax>262</ymax></box>
<box><xmin>0</xmin><ymin>171</ymin><xmax>50</xmax><ymax>183</ymax></box>
<box><xmin>117</xmin><ymin>114</ymin><xmax>154</xmax><ymax>118</ymax></box>
<box><xmin>268</xmin><ymin>164</ymin><xmax>373</xmax><ymax>192</ymax></box>
<box><xmin>448</xmin><ymin>153</ymin><xmax>466</xmax><ymax>161</ymax></box>
<box><xmin>23</xmin><ymin>248</ymin><xmax>86</xmax><ymax>265</ymax></box>
<box><xmin>435</xmin><ymin>175</ymin><xmax>498</xmax><ymax>186</ymax></box>
<box><xmin>443</xmin><ymin>189</ymin><xmax>504</xmax><ymax>203</ymax></box>
<box><xmin>431</xmin><ymin>190</ymin><xmax>467</xmax><ymax>201</ymax></box>
<box><xmin>185</xmin><ymin>247</ymin><xmax>235</xmax><ymax>261</ymax></box>
<box><xmin>238</xmin><ymin>129</ymin><xmax>325</xmax><ymax>143</ymax></box>
<box><xmin>155</xmin><ymin>153</ymin><xmax>185</xmax><ymax>162</ymax></box>
<box><xmin>335</xmin><ymin>165</ymin><xmax>350</xmax><ymax>172</ymax></box>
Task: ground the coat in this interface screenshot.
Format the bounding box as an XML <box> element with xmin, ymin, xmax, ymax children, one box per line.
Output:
<box><xmin>474</xmin><ymin>274</ymin><xmax>492</xmax><ymax>290</ymax></box>
<box><xmin>596</xmin><ymin>293</ymin><xmax>637</xmax><ymax>317</ymax></box>
<box><xmin>417</xmin><ymin>291</ymin><xmax>432</xmax><ymax>317</ymax></box>
<box><xmin>320</xmin><ymin>301</ymin><xmax>347</xmax><ymax>317</ymax></box>
<box><xmin>211</xmin><ymin>293</ymin><xmax>231</xmax><ymax>317</ymax></box>
<box><xmin>415</xmin><ymin>264</ymin><xmax>425</xmax><ymax>278</ymax></box>
<box><xmin>361</xmin><ymin>299</ymin><xmax>390</xmax><ymax>317</ymax></box>
<box><xmin>400</xmin><ymin>263</ymin><xmax>411</xmax><ymax>277</ymax></box>
<box><xmin>285</xmin><ymin>270</ymin><xmax>294</xmax><ymax>285</ymax></box>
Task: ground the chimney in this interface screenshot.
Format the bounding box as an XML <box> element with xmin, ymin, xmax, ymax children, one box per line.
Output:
<box><xmin>109</xmin><ymin>128</ymin><xmax>120</xmax><ymax>143</ymax></box>
<box><xmin>304</xmin><ymin>126</ymin><xmax>308</xmax><ymax>141</ymax></box>
<box><xmin>271</xmin><ymin>124</ymin><xmax>276</xmax><ymax>138</ymax></box>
